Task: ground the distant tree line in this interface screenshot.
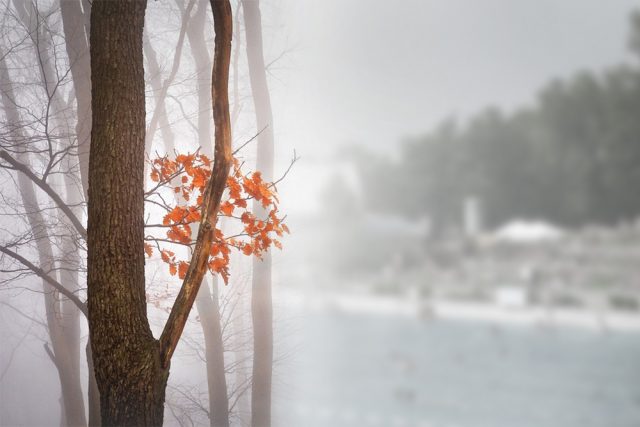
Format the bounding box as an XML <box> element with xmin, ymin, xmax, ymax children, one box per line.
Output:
<box><xmin>355</xmin><ymin>11</ymin><xmax>640</xmax><ymax>231</ymax></box>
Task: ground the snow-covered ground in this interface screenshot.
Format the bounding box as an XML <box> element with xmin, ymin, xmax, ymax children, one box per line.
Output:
<box><xmin>276</xmin><ymin>287</ymin><xmax>640</xmax><ymax>332</ymax></box>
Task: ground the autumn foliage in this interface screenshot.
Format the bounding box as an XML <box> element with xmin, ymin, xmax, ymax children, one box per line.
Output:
<box><xmin>144</xmin><ymin>152</ymin><xmax>288</xmax><ymax>284</ymax></box>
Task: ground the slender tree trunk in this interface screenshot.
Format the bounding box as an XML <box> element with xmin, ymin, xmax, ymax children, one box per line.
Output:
<box><xmin>143</xmin><ymin>33</ymin><xmax>176</xmax><ymax>153</ymax></box>
<box><xmin>0</xmin><ymin>32</ymin><xmax>87</xmax><ymax>426</ymax></box>
<box><xmin>86</xmin><ymin>342</ymin><xmax>101</xmax><ymax>427</ymax></box>
<box><xmin>60</xmin><ymin>0</ymin><xmax>91</xmax><ymax>202</ymax></box>
<box><xmin>196</xmin><ymin>277</ymin><xmax>230</xmax><ymax>427</ymax></box>
<box><xmin>242</xmin><ymin>2</ymin><xmax>275</xmax><ymax>426</ymax></box>
<box><xmin>59</xmin><ymin>2</ymin><xmax>102</xmax><ymax>423</ymax></box>
<box><xmin>143</xmin><ymin>0</ymin><xmax>194</xmax><ymax>154</ymax></box>
<box><xmin>229</xmin><ymin>7</ymin><xmax>252</xmax><ymax>423</ymax></box>
<box><xmin>186</xmin><ymin>2</ymin><xmax>231</xmax><ymax>425</ymax></box>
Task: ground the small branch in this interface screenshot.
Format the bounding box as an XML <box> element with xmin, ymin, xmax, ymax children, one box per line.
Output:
<box><xmin>0</xmin><ymin>150</ymin><xmax>87</xmax><ymax>240</ymax></box>
<box><xmin>233</xmin><ymin>125</ymin><xmax>267</xmax><ymax>155</ymax></box>
<box><xmin>43</xmin><ymin>343</ymin><xmax>61</xmax><ymax>370</ymax></box>
<box><xmin>269</xmin><ymin>149</ymin><xmax>299</xmax><ymax>189</ymax></box>
<box><xmin>0</xmin><ymin>244</ymin><xmax>87</xmax><ymax>316</ymax></box>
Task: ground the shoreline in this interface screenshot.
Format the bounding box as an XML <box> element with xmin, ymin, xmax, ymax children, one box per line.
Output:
<box><xmin>277</xmin><ymin>289</ymin><xmax>640</xmax><ymax>332</ymax></box>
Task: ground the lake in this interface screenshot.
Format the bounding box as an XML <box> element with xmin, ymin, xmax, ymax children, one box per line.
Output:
<box><xmin>273</xmin><ymin>309</ymin><xmax>640</xmax><ymax>427</ymax></box>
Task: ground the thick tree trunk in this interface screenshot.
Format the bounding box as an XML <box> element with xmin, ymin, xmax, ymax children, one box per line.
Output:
<box><xmin>88</xmin><ymin>1</ymin><xmax>168</xmax><ymax>425</ymax></box>
<box><xmin>242</xmin><ymin>2</ymin><xmax>275</xmax><ymax>426</ymax></box>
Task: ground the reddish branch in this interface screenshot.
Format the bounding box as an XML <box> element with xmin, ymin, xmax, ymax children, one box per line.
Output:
<box><xmin>159</xmin><ymin>0</ymin><xmax>233</xmax><ymax>369</ymax></box>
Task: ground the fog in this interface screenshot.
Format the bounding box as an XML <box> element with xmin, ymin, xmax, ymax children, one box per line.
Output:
<box><xmin>1</xmin><ymin>1</ymin><xmax>640</xmax><ymax>426</ymax></box>
<box><xmin>273</xmin><ymin>0</ymin><xmax>639</xmax><ymax>212</ymax></box>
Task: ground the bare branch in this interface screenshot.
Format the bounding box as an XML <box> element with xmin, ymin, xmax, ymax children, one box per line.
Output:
<box><xmin>0</xmin><ymin>149</ymin><xmax>87</xmax><ymax>240</ymax></box>
<box><xmin>0</xmin><ymin>244</ymin><xmax>87</xmax><ymax>316</ymax></box>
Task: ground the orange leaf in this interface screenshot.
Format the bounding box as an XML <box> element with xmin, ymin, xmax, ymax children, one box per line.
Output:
<box><xmin>242</xmin><ymin>243</ymin><xmax>253</xmax><ymax>256</ymax></box>
<box><xmin>178</xmin><ymin>261</ymin><xmax>189</xmax><ymax>279</ymax></box>
<box><xmin>240</xmin><ymin>212</ymin><xmax>253</xmax><ymax>224</ymax></box>
<box><xmin>144</xmin><ymin>243</ymin><xmax>153</xmax><ymax>257</ymax></box>
<box><xmin>208</xmin><ymin>257</ymin><xmax>227</xmax><ymax>272</ymax></box>
<box><xmin>210</xmin><ymin>243</ymin><xmax>221</xmax><ymax>257</ymax></box>
<box><xmin>169</xmin><ymin>263</ymin><xmax>177</xmax><ymax>276</ymax></box>
<box><xmin>220</xmin><ymin>201</ymin><xmax>234</xmax><ymax>216</ymax></box>
<box><xmin>192</xmin><ymin>169</ymin><xmax>207</xmax><ymax>189</ymax></box>
<box><xmin>160</xmin><ymin>250</ymin><xmax>173</xmax><ymax>263</ymax></box>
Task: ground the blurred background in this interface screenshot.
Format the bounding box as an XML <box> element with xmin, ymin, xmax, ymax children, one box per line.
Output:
<box><xmin>2</xmin><ymin>1</ymin><xmax>640</xmax><ymax>426</ymax></box>
<box><xmin>272</xmin><ymin>1</ymin><xmax>640</xmax><ymax>426</ymax></box>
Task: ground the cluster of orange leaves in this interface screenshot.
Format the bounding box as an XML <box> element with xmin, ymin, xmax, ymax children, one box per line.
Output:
<box><xmin>145</xmin><ymin>152</ymin><xmax>289</xmax><ymax>284</ymax></box>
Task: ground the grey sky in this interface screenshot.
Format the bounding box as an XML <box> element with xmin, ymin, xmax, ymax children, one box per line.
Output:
<box><xmin>265</xmin><ymin>0</ymin><xmax>640</xmax><ymax>212</ymax></box>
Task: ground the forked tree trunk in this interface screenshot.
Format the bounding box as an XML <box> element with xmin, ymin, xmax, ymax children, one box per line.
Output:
<box><xmin>88</xmin><ymin>0</ymin><xmax>233</xmax><ymax>425</ymax></box>
<box><xmin>242</xmin><ymin>1</ymin><xmax>275</xmax><ymax>426</ymax></box>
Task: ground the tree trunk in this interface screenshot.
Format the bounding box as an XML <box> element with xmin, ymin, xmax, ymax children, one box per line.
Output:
<box><xmin>60</xmin><ymin>0</ymin><xmax>92</xmax><ymax>202</ymax></box>
<box><xmin>86</xmin><ymin>341</ymin><xmax>101</xmax><ymax>427</ymax></box>
<box><xmin>186</xmin><ymin>2</ymin><xmax>231</xmax><ymax>425</ymax></box>
<box><xmin>242</xmin><ymin>2</ymin><xmax>275</xmax><ymax>426</ymax></box>
<box><xmin>0</xmin><ymin>38</ymin><xmax>87</xmax><ymax>427</ymax></box>
<box><xmin>196</xmin><ymin>277</ymin><xmax>230</xmax><ymax>427</ymax></box>
<box><xmin>59</xmin><ymin>1</ymin><xmax>102</xmax><ymax>422</ymax></box>
<box><xmin>88</xmin><ymin>1</ymin><xmax>168</xmax><ymax>425</ymax></box>
<box><xmin>88</xmin><ymin>0</ymin><xmax>233</xmax><ymax>424</ymax></box>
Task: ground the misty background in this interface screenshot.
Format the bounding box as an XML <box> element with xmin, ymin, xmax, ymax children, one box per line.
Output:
<box><xmin>2</xmin><ymin>1</ymin><xmax>640</xmax><ymax>426</ymax></box>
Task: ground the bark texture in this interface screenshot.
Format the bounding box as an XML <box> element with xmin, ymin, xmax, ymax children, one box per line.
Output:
<box><xmin>88</xmin><ymin>0</ymin><xmax>233</xmax><ymax>424</ymax></box>
<box><xmin>88</xmin><ymin>1</ymin><xmax>168</xmax><ymax>425</ymax></box>
<box><xmin>242</xmin><ymin>1</ymin><xmax>275</xmax><ymax>426</ymax></box>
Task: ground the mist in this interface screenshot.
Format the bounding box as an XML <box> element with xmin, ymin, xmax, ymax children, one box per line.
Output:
<box><xmin>1</xmin><ymin>1</ymin><xmax>640</xmax><ymax>426</ymax></box>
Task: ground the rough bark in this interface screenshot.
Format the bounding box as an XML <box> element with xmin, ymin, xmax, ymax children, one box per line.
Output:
<box><xmin>242</xmin><ymin>2</ymin><xmax>275</xmax><ymax>426</ymax></box>
<box><xmin>88</xmin><ymin>0</ymin><xmax>233</xmax><ymax>424</ymax></box>
<box><xmin>88</xmin><ymin>1</ymin><xmax>168</xmax><ymax>425</ymax></box>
